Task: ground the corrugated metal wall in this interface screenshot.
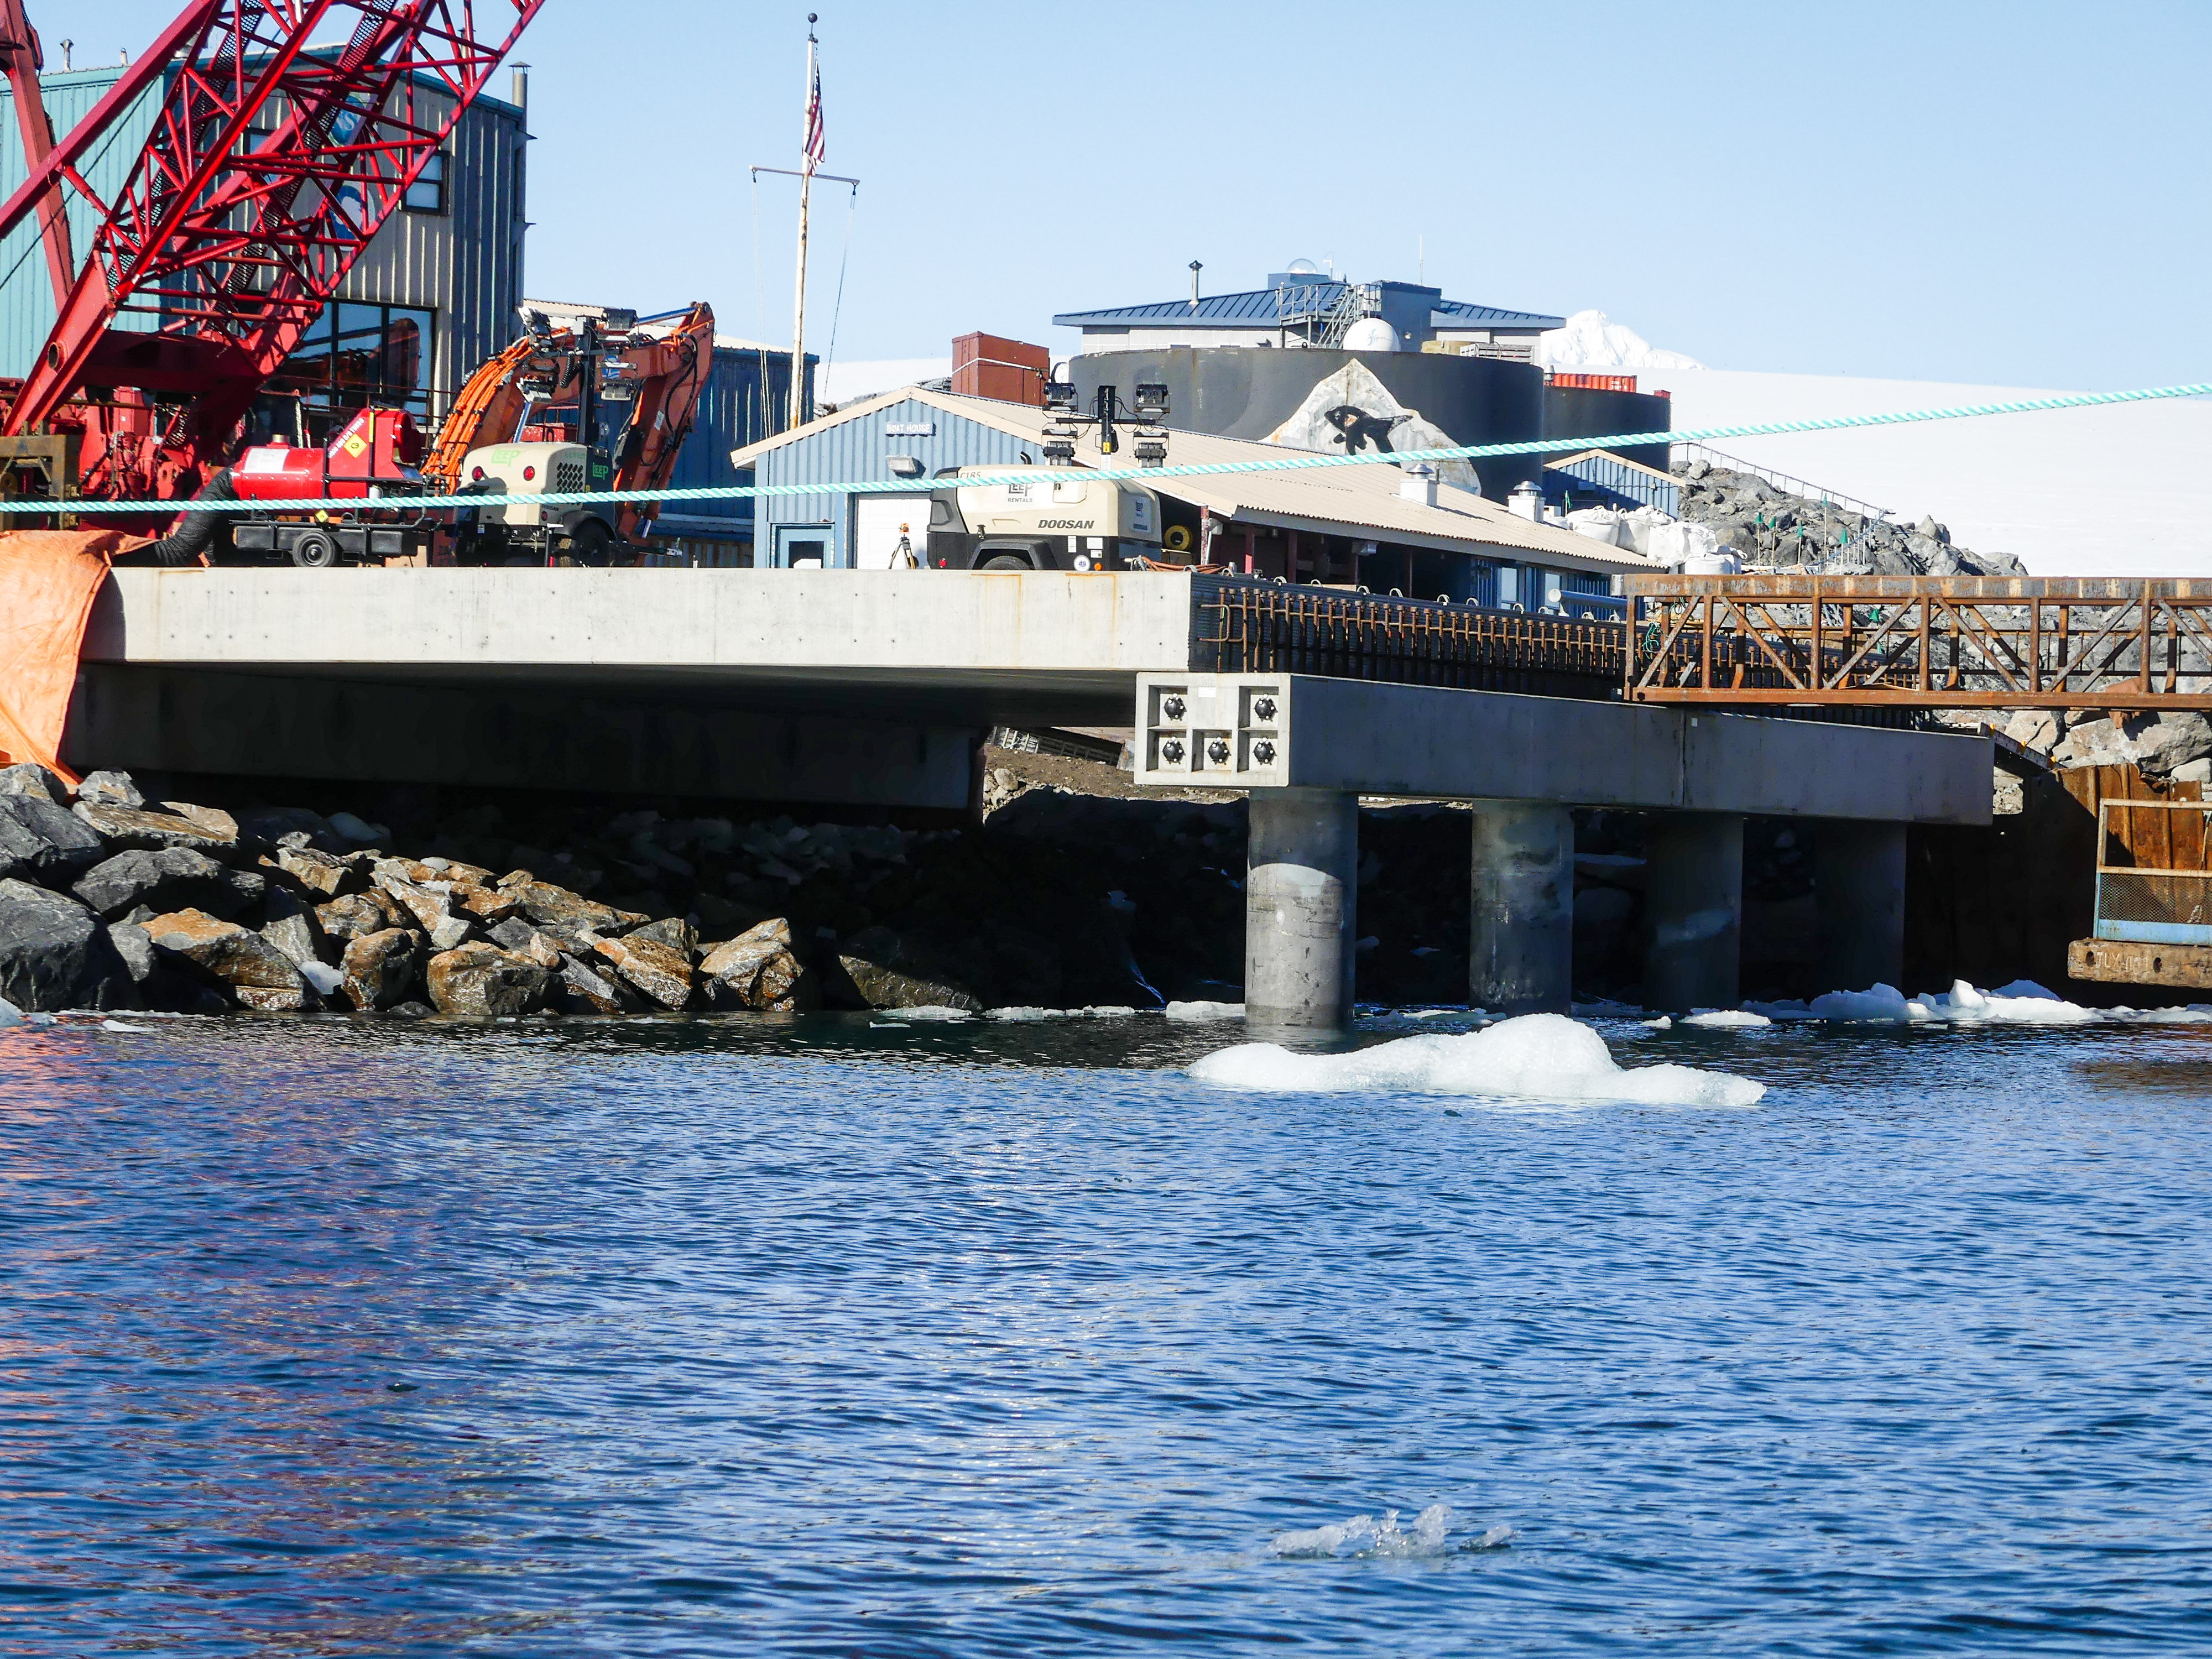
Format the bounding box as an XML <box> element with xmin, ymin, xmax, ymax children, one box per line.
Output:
<box><xmin>0</xmin><ymin>65</ymin><xmax>524</xmax><ymax>414</ymax></box>
<box><xmin>757</xmin><ymin>399</ymin><xmax>1031</xmax><ymax>567</ymax></box>
<box><xmin>333</xmin><ymin>89</ymin><xmax>528</xmax><ymax>417</ymax></box>
<box><xmin>0</xmin><ymin>66</ymin><xmax>166</xmax><ymax>374</ymax></box>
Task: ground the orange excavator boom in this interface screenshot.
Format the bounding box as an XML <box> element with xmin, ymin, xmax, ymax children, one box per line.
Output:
<box><xmin>423</xmin><ymin>302</ymin><xmax>716</xmax><ymax>550</ymax></box>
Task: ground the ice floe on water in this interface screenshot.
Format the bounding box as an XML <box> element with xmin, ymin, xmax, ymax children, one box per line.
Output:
<box><xmin>1188</xmin><ymin>1012</ymin><xmax>1765</xmax><ymax>1107</ymax></box>
<box><xmin>1267</xmin><ymin>1504</ymin><xmax>1512</xmax><ymax>1560</ymax></box>
<box><xmin>1741</xmin><ymin>978</ymin><xmax>2212</xmax><ymax>1026</ymax></box>
<box><xmin>1682</xmin><ymin>1009</ymin><xmax>1773</xmax><ymax>1029</ymax></box>
<box><xmin>1166</xmin><ymin>1000</ymin><xmax>1245</xmax><ymax>1022</ymax></box>
<box><xmin>985</xmin><ymin>1005</ymin><xmax>1138</xmax><ymax>1022</ymax></box>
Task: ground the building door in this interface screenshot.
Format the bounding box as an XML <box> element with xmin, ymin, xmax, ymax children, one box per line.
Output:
<box><xmin>851</xmin><ymin>495</ymin><xmax>933</xmax><ymax>570</ymax></box>
<box><xmin>774</xmin><ymin>523</ymin><xmax>833</xmax><ymax>567</ymax></box>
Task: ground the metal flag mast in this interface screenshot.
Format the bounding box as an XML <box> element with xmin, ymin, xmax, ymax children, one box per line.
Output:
<box><xmin>790</xmin><ymin>14</ymin><xmax>820</xmax><ymax>432</ymax></box>
<box><xmin>749</xmin><ymin>13</ymin><xmax>856</xmax><ymax>437</ymax></box>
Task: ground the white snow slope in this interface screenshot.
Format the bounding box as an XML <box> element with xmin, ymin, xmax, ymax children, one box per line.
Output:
<box><xmin>1585</xmin><ymin>363</ymin><xmax>2212</xmax><ymax>579</ymax></box>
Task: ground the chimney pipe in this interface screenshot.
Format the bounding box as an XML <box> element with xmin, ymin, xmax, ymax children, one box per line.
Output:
<box><xmin>510</xmin><ymin>62</ymin><xmax>529</xmax><ymax>109</ymax></box>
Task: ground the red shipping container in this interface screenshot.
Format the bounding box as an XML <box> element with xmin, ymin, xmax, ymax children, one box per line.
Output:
<box><xmin>1546</xmin><ymin>371</ymin><xmax>1639</xmax><ymax>394</ymax></box>
<box><xmin>953</xmin><ymin>331</ymin><xmax>1050</xmax><ymax>405</ymax></box>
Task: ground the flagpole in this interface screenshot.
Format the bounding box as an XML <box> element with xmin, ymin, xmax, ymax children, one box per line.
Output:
<box><xmin>789</xmin><ymin>14</ymin><xmax>818</xmax><ymax>433</ymax></box>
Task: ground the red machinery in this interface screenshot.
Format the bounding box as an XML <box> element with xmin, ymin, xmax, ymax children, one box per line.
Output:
<box><xmin>0</xmin><ymin>1</ymin><xmax>542</xmax><ymax>518</ymax></box>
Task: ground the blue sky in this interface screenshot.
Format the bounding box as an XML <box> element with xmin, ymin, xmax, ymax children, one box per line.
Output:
<box><xmin>69</xmin><ymin>1</ymin><xmax>2212</xmax><ymax>388</ymax></box>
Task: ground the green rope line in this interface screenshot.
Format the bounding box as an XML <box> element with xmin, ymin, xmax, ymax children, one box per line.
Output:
<box><xmin>17</xmin><ymin>379</ymin><xmax>2211</xmax><ymax>517</ymax></box>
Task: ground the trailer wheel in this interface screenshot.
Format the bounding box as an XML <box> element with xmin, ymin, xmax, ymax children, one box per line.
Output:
<box><xmin>289</xmin><ymin>529</ymin><xmax>341</xmax><ymax>569</ymax></box>
<box><xmin>980</xmin><ymin>553</ymin><xmax>1032</xmax><ymax>571</ymax></box>
<box><xmin>568</xmin><ymin>520</ymin><xmax>613</xmax><ymax>567</ymax></box>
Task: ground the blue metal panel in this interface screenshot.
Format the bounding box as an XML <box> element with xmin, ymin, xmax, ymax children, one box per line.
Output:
<box><xmin>665</xmin><ymin>346</ymin><xmax>797</xmax><ymax>526</ymax></box>
<box><xmin>0</xmin><ymin>66</ymin><xmax>168</xmax><ymax>376</ymax></box>
<box><xmin>757</xmin><ymin>399</ymin><xmax>1031</xmax><ymax>567</ymax></box>
<box><xmin>2094</xmin><ymin>920</ymin><xmax>2212</xmax><ymax>946</ymax></box>
<box><xmin>1055</xmin><ymin>286</ymin><xmax>1563</xmax><ymax>332</ymax></box>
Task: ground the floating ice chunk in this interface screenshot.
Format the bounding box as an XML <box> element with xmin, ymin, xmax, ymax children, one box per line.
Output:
<box><xmin>1807</xmin><ymin>982</ymin><xmax>1926</xmax><ymax>1022</ymax></box>
<box><xmin>891</xmin><ymin>1005</ymin><xmax>971</xmax><ymax>1022</ymax></box>
<box><xmin>298</xmin><ymin>961</ymin><xmax>346</xmax><ymax>997</ymax></box>
<box><xmin>1926</xmin><ymin>980</ymin><xmax>2099</xmax><ymax>1025</ymax></box>
<box><xmin>1166</xmin><ymin>1000</ymin><xmax>1244</xmax><ymax>1022</ymax></box>
<box><xmin>0</xmin><ymin>995</ymin><xmax>20</xmax><ymax>1027</ymax></box>
<box><xmin>1083</xmin><ymin>1005</ymin><xmax>1137</xmax><ymax>1019</ymax></box>
<box><xmin>986</xmin><ymin>1006</ymin><xmax>1058</xmax><ymax>1022</ymax></box>
<box><xmin>1741</xmin><ymin>998</ymin><xmax>1818</xmax><ymax>1020</ymax></box>
<box><xmin>1808</xmin><ymin>979</ymin><xmax>2101</xmax><ymax>1025</ymax></box>
<box><xmin>1641</xmin><ymin>1015</ymin><xmax>1673</xmax><ymax>1030</ymax></box>
<box><xmin>1190</xmin><ymin>1012</ymin><xmax>1765</xmax><ymax>1107</ymax></box>
<box><xmin>1683</xmin><ymin>1009</ymin><xmax>1772</xmax><ymax>1029</ymax></box>
<box><xmin>1269</xmin><ymin>1503</ymin><xmax>1487</xmax><ymax>1560</ymax></box>
<box><xmin>100</xmin><ymin>1019</ymin><xmax>153</xmax><ymax>1033</ymax></box>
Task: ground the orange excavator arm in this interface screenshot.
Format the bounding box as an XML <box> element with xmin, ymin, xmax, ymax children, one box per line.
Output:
<box><xmin>422</xmin><ymin>328</ymin><xmax>588</xmax><ymax>491</ymax></box>
<box><xmin>608</xmin><ymin>302</ymin><xmax>714</xmax><ymax>544</ymax></box>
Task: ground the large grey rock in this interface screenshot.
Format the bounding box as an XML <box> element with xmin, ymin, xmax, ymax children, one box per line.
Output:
<box><xmin>260</xmin><ymin>884</ymin><xmax>333</xmax><ymax>972</ymax></box>
<box><xmin>627</xmin><ymin>915</ymin><xmax>698</xmax><ymax>957</ymax></box>
<box><xmin>591</xmin><ymin>933</ymin><xmax>695</xmax><ymax>1009</ymax></box>
<box><xmin>835</xmin><ymin>926</ymin><xmax>983</xmax><ymax>1013</ymax></box>
<box><xmin>509</xmin><ymin>880</ymin><xmax>649</xmax><ymax>943</ymax></box>
<box><xmin>341</xmin><ymin>928</ymin><xmax>422</xmax><ymax>1011</ymax></box>
<box><xmin>487</xmin><ymin>917</ymin><xmax>566</xmax><ymax>970</ymax></box>
<box><xmin>551</xmin><ymin>953</ymin><xmax>647</xmax><ymax>1014</ymax></box>
<box><xmin>700</xmin><ymin>917</ymin><xmax>817</xmax><ymax>1012</ymax></box>
<box><xmin>75</xmin><ymin>769</ymin><xmax>145</xmax><ymax>809</ymax></box>
<box><xmin>71</xmin><ymin>847</ymin><xmax>258</xmax><ymax>921</ymax></box>
<box><xmin>0</xmin><ymin>879</ymin><xmax>130</xmax><ymax>1011</ymax></box>
<box><xmin>0</xmin><ymin>763</ymin><xmax>68</xmax><ymax>805</ymax></box>
<box><xmin>318</xmin><ymin>890</ymin><xmax>406</xmax><ymax>942</ymax></box>
<box><xmin>142</xmin><ymin>909</ymin><xmax>316</xmax><ymax>1011</ymax></box>
<box><xmin>425</xmin><ymin>941</ymin><xmax>549</xmax><ymax>1017</ymax></box>
<box><xmin>73</xmin><ymin>800</ymin><xmax>238</xmax><ymax>858</ymax></box>
<box><xmin>269</xmin><ymin>844</ymin><xmax>361</xmax><ymax>898</ymax></box>
<box><xmin>0</xmin><ymin>795</ymin><xmax>108</xmax><ymax>884</ymax></box>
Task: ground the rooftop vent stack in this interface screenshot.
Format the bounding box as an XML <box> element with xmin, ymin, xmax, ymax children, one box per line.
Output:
<box><xmin>1507</xmin><ymin>479</ymin><xmax>1543</xmax><ymax>521</ymax></box>
<box><xmin>1400</xmin><ymin>462</ymin><xmax>1439</xmax><ymax>508</ymax></box>
<box><xmin>512</xmin><ymin>63</ymin><xmax>530</xmax><ymax>108</ymax></box>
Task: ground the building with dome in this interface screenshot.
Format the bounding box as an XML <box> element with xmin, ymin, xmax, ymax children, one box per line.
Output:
<box><xmin>1052</xmin><ymin>267</ymin><xmax>1563</xmax><ymax>361</ymax></box>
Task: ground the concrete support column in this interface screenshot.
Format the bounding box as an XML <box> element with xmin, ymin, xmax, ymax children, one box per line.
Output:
<box><xmin>1246</xmin><ymin>789</ymin><xmax>1358</xmax><ymax>1031</ymax></box>
<box><xmin>1469</xmin><ymin>801</ymin><xmax>1574</xmax><ymax>1014</ymax></box>
<box><xmin>1642</xmin><ymin>812</ymin><xmax>1744</xmax><ymax>1014</ymax></box>
<box><xmin>1814</xmin><ymin>819</ymin><xmax>1907</xmax><ymax>994</ymax></box>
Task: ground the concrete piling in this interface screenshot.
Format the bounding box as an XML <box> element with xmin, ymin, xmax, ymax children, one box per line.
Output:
<box><xmin>1469</xmin><ymin>801</ymin><xmax>1574</xmax><ymax>1014</ymax></box>
<box><xmin>1642</xmin><ymin>812</ymin><xmax>1744</xmax><ymax>1014</ymax></box>
<box><xmin>1814</xmin><ymin>820</ymin><xmax>1907</xmax><ymax>995</ymax></box>
<box><xmin>1245</xmin><ymin>788</ymin><xmax>1358</xmax><ymax>1032</ymax></box>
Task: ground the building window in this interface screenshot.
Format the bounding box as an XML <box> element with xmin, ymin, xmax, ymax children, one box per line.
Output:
<box><xmin>269</xmin><ymin>302</ymin><xmax>436</xmax><ymax>437</ymax></box>
<box><xmin>405</xmin><ymin>149</ymin><xmax>446</xmax><ymax>214</ymax></box>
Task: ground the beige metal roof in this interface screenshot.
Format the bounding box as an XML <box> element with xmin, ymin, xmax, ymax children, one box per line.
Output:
<box><xmin>731</xmin><ymin>386</ymin><xmax>1659</xmax><ymax>574</ymax></box>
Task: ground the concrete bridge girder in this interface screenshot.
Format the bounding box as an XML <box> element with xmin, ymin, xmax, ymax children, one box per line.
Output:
<box><xmin>1136</xmin><ymin>673</ymin><xmax>1992</xmax><ymax>1029</ymax></box>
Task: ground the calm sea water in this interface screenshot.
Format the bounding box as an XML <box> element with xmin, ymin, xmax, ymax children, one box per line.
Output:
<box><xmin>3</xmin><ymin>1011</ymin><xmax>2209</xmax><ymax>1656</ymax></box>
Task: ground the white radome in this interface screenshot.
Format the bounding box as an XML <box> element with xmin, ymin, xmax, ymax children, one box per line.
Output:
<box><xmin>1340</xmin><ymin>317</ymin><xmax>1397</xmax><ymax>352</ymax></box>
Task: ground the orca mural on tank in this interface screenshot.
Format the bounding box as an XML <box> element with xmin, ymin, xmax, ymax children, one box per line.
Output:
<box><xmin>1261</xmin><ymin>362</ymin><xmax>1481</xmax><ymax>493</ymax></box>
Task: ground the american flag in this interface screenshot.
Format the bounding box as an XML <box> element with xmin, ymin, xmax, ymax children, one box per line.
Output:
<box><xmin>802</xmin><ymin>43</ymin><xmax>825</xmax><ymax>173</ymax></box>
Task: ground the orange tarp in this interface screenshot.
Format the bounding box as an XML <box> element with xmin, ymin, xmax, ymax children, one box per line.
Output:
<box><xmin>0</xmin><ymin>529</ymin><xmax>144</xmax><ymax>782</ymax></box>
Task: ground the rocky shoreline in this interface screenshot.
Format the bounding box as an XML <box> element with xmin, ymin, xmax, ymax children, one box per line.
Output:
<box><xmin>0</xmin><ymin>758</ymin><xmax>1266</xmax><ymax>1020</ymax></box>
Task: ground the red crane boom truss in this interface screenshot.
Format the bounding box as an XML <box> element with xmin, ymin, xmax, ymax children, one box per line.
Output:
<box><xmin>0</xmin><ymin>0</ymin><xmax>540</xmax><ymax>503</ymax></box>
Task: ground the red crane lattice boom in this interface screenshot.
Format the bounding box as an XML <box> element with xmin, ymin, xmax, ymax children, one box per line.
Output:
<box><xmin>0</xmin><ymin>0</ymin><xmax>541</xmax><ymax>505</ymax></box>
